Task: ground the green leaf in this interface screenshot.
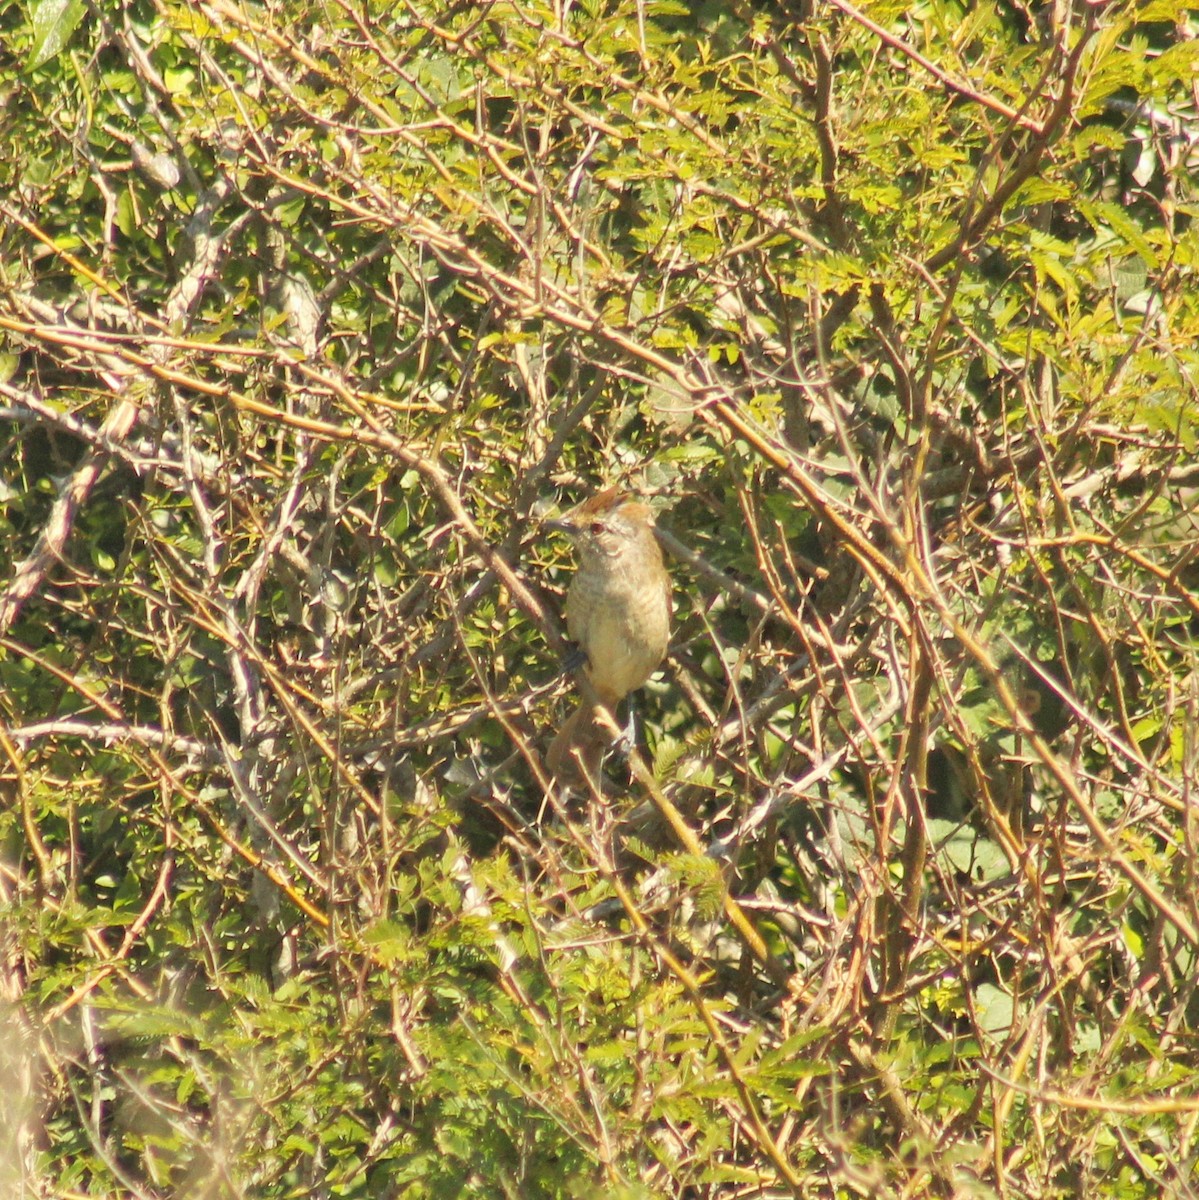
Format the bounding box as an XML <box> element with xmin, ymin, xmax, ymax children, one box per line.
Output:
<box><xmin>26</xmin><ymin>0</ymin><xmax>86</xmax><ymax>69</ymax></box>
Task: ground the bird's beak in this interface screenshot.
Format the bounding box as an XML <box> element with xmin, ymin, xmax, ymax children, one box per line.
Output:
<box><xmin>544</xmin><ymin>514</ymin><xmax>577</xmax><ymax>536</ymax></box>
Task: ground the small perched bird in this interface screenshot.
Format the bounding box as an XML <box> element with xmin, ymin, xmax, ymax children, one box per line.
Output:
<box><xmin>544</xmin><ymin>488</ymin><xmax>672</xmax><ymax>781</ymax></box>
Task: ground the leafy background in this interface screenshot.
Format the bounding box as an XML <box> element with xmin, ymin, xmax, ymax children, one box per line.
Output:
<box><xmin>2</xmin><ymin>0</ymin><xmax>1198</xmax><ymax>1195</ymax></box>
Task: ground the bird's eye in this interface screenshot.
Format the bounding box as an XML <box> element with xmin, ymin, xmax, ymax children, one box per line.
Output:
<box><xmin>589</xmin><ymin>520</ymin><xmax>606</xmax><ymax>535</ymax></box>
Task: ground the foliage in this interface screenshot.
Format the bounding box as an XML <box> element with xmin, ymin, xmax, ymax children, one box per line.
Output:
<box><xmin>2</xmin><ymin>0</ymin><xmax>1199</xmax><ymax>1195</ymax></box>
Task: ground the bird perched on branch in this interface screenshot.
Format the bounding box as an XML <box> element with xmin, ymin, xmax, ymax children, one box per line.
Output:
<box><xmin>544</xmin><ymin>488</ymin><xmax>672</xmax><ymax>782</ymax></box>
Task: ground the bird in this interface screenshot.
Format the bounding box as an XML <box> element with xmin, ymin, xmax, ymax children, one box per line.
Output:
<box><xmin>544</xmin><ymin>488</ymin><xmax>672</xmax><ymax>782</ymax></box>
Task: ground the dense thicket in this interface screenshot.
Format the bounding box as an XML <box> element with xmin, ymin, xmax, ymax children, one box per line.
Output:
<box><xmin>2</xmin><ymin>0</ymin><xmax>1198</xmax><ymax>1195</ymax></box>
